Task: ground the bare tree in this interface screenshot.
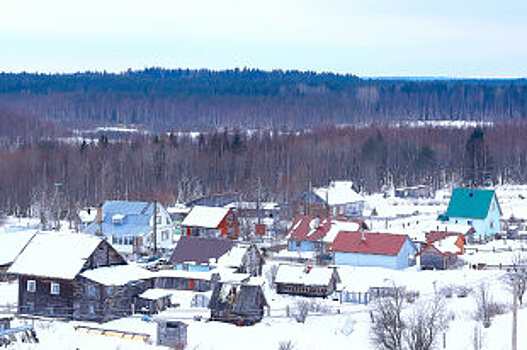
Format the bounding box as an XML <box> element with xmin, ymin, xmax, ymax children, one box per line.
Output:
<box><xmin>475</xmin><ymin>283</ymin><xmax>492</xmax><ymax>328</ymax></box>
<box><xmin>504</xmin><ymin>254</ymin><xmax>527</xmax><ymax>306</ymax></box>
<box><xmin>370</xmin><ymin>287</ymin><xmax>405</xmax><ymax>350</ymax></box>
<box><xmin>404</xmin><ymin>297</ymin><xmax>448</xmax><ymax>350</ymax></box>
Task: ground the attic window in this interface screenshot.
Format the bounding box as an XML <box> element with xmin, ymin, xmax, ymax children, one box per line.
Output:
<box><xmin>112</xmin><ymin>214</ymin><xmax>124</xmax><ymax>225</ymax></box>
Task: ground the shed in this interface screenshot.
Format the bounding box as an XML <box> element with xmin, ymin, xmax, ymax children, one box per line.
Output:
<box><xmin>156</xmin><ymin>319</ymin><xmax>187</xmax><ymax>348</ymax></box>
<box><xmin>209</xmin><ymin>282</ymin><xmax>268</xmax><ymax>326</ymax></box>
<box><xmin>134</xmin><ymin>289</ymin><xmax>173</xmax><ymax>315</ymax></box>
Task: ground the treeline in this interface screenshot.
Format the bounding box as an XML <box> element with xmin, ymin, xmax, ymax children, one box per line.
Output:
<box><xmin>1</xmin><ymin>120</ymin><xmax>527</xmax><ymax>219</ymax></box>
<box><xmin>0</xmin><ymin>69</ymin><xmax>526</xmax><ymax>130</ymax></box>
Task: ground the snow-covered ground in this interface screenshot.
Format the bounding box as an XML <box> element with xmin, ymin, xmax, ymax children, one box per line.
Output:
<box><xmin>2</xmin><ymin>184</ymin><xmax>527</xmax><ymax>349</ymax></box>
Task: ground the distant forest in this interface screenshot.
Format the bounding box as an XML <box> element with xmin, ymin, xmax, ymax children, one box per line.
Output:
<box><xmin>0</xmin><ymin>68</ymin><xmax>526</xmax><ymax>131</ymax></box>
<box><xmin>0</xmin><ymin>69</ymin><xmax>526</xmax><ymax>221</ymax></box>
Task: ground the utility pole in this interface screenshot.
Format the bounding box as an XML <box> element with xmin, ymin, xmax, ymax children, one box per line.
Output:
<box><xmin>512</xmin><ymin>274</ymin><xmax>518</xmax><ymax>350</ymax></box>
<box><xmin>152</xmin><ymin>200</ymin><xmax>157</xmax><ymax>256</ymax></box>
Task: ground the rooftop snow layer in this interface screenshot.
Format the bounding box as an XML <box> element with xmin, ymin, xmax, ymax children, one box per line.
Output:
<box><xmin>181</xmin><ymin>205</ymin><xmax>229</xmax><ymax>228</ymax></box>
<box><xmin>0</xmin><ymin>230</ymin><xmax>37</xmax><ymax>266</ymax></box>
<box><xmin>80</xmin><ymin>264</ymin><xmax>152</xmax><ymax>285</ymax></box>
<box><xmin>313</xmin><ymin>181</ymin><xmax>363</xmax><ymax>205</ymax></box>
<box><xmin>8</xmin><ymin>232</ymin><xmax>104</xmax><ymax>280</ymax></box>
<box><xmin>274</xmin><ymin>264</ymin><xmax>337</xmax><ymax>286</ymax></box>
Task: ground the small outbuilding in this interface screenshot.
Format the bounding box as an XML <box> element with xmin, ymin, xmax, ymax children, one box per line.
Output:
<box><xmin>209</xmin><ymin>281</ymin><xmax>268</xmax><ymax>326</ymax></box>
<box><xmin>156</xmin><ymin>318</ymin><xmax>187</xmax><ymax>348</ymax></box>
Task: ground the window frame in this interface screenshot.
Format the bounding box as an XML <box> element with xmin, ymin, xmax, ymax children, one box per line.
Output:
<box><xmin>50</xmin><ymin>282</ymin><xmax>60</xmax><ymax>295</ymax></box>
<box><xmin>27</xmin><ymin>280</ymin><xmax>36</xmax><ymax>293</ymax></box>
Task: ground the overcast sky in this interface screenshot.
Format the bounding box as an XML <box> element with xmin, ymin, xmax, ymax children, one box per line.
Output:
<box><xmin>2</xmin><ymin>0</ymin><xmax>526</xmax><ymax>77</ymax></box>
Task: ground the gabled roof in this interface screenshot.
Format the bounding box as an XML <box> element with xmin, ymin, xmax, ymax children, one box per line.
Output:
<box><xmin>332</xmin><ymin>231</ymin><xmax>412</xmax><ymax>256</ymax></box>
<box><xmin>209</xmin><ymin>281</ymin><xmax>268</xmax><ymax>315</ymax></box>
<box><xmin>8</xmin><ymin>232</ymin><xmax>105</xmax><ymax>280</ymax></box>
<box><xmin>313</xmin><ymin>181</ymin><xmax>364</xmax><ymax>205</ymax></box>
<box><xmin>445</xmin><ymin>188</ymin><xmax>501</xmax><ymax>219</ymax></box>
<box><xmin>274</xmin><ymin>264</ymin><xmax>338</xmax><ymax>286</ymax></box>
<box><xmin>426</xmin><ymin>231</ymin><xmax>462</xmax><ymax>243</ymax></box>
<box><xmin>0</xmin><ymin>230</ymin><xmax>38</xmax><ymax>266</ymax></box>
<box><xmin>83</xmin><ymin>200</ymin><xmax>154</xmax><ymax>237</ymax></box>
<box><xmin>216</xmin><ymin>245</ymin><xmax>251</xmax><ymax>269</ymax></box>
<box><xmin>286</xmin><ymin>216</ymin><xmax>363</xmax><ymax>243</ymax></box>
<box><xmin>169</xmin><ymin>236</ymin><xmax>234</xmax><ymax>265</ymax></box>
<box><xmin>181</xmin><ymin>206</ymin><xmax>230</xmax><ymax>228</ymax></box>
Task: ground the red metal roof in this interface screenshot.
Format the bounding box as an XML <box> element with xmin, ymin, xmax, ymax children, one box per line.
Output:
<box><xmin>332</xmin><ymin>231</ymin><xmax>410</xmax><ymax>256</ymax></box>
<box><xmin>287</xmin><ymin>216</ymin><xmax>366</xmax><ymax>242</ymax></box>
<box><xmin>426</xmin><ymin>231</ymin><xmax>461</xmax><ymax>243</ymax></box>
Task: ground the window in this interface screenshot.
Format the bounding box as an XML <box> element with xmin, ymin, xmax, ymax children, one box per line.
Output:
<box><xmin>27</xmin><ymin>302</ymin><xmax>34</xmax><ymax>313</ymax></box>
<box><xmin>27</xmin><ymin>280</ymin><xmax>36</xmax><ymax>293</ymax></box>
<box><xmin>156</xmin><ymin>215</ymin><xmax>162</xmax><ymax>225</ymax></box>
<box><xmin>50</xmin><ymin>282</ymin><xmax>60</xmax><ymax>295</ymax></box>
<box><xmin>162</xmin><ymin>230</ymin><xmax>169</xmax><ymax>241</ymax></box>
<box><xmin>490</xmin><ymin>221</ymin><xmax>494</xmax><ymax>229</ymax></box>
<box><xmin>467</xmin><ymin>220</ymin><xmax>473</xmax><ymax>226</ymax></box>
<box><xmin>295</xmin><ymin>241</ymin><xmax>301</xmax><ymax>248</ymax></box>
<box><xmin>106</xmin><ymin>286</ymin><xmax>114</xmax><ymax>296</ymax></box>
<box><xmin>88</xmin><ymin>304</ymin><xmax>95</xmax><ymax>314</ymax></box>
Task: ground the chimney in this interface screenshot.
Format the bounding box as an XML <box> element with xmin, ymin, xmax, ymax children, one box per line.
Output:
<box><xmin>97</xmin><ymin>204</ymin><xmax>103</xmax><ymax>224</ymax></box>
<box><xmin>361</xmin><ymin>227</ymin><xmax>366</xmax><ymax>243</ymax></box>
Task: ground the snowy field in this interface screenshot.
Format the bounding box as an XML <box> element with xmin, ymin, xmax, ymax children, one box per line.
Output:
<box><xmin>1</xmin><ymin>262</ymin><xmax>524</xmax><ymax>350</ymax></box>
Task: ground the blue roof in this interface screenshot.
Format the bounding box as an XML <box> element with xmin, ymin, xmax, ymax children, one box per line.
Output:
<box><xmin>83</xmin><ymin>200</ymin><xmax>153</xmax><ymax>238</ymax></box>
<box><xmin>445</xmin><ymin>188</ymin><xmax>500</xmax><ymax>219</ymax></box>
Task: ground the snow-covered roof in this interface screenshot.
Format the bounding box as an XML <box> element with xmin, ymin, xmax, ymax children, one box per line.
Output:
<box><xmin>216</xmin><ymin>245</ymin><xmax>249</xmax><ymax>268</ymax></box>
<box><xmin>274</xmin><ymin>264</ymin><xmax>337</xmax><ymax>286</ymax></box>
<box><xmin>223</xmin><ymin>202</ymin><xmax>280</xmax><ymax>211</ymax></box>
<box><xmin>8</xmin><ymin>232</ymin><xmax>104</xmax><ymax>280</ymax></box>
<box><xmin>181</xmin><ymin>206</ymin><xmax>230</xmax><ymax>228</ymax></box>
<box><xmin>167</xmin><ymin>204</ymin><xmax>191</xmax><ymax>215</ymax></box>
<box><xmin>286</xmin><ymin>216</ymin><xmax>362</xmax><ymax>243</ymax></box>
<box><xmin>78</xmin><ymin>208</ymin><xmax>97</xmax><ymax>224</ymax></box>
<box><xmin>0</xmin><ymin>230</ymin><xmax>37</xmax><ymax>266</ymax></box>
<box><xmin>433</xmin><ymin>235</ymin><xmax>463</xmax><ymax>255</ymax></box>
<box><xmin>80</xmin><ymin>264</ymin><xmax>153</xmax><ymax>285</ymax></box>
<box><xmin>313</xmin><ymin>181</ymin><xmax>363</xmax><ymax>205</ymax></box>
<box><xmin>154</xmin><ymin>269</ymin><xmax>218</xmax><ymax>281</ymax></box>
<box><xmin>138</xmin><ymin>288</ymin><xmax>174</xmax><ymax>300</ymax></box>
<box><xmin>426</xmin><ymin>223</ymin><xmax>474</xmax><ymax>235</ymax></box>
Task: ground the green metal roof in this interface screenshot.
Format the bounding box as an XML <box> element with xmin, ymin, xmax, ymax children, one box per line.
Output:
<box><xmin>445</xmin><ymin>188</ymin><xmax>497</xmax><ymax>219</ymax></box>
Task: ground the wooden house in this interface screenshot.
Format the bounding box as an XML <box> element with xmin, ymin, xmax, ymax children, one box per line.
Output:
<box><xmin>439</xmin><ymin>188</ymin><xmax>501</xmax><ymax>241</ymax></box>
<box><xmin>169</xmin><ymin>236</ymin><xmax>263</xmax><ymax>276</ymax></box>
<box><xmin>181</xmin><ymin>206</ymin><xmax>239</xmax><ymax>238</ymax></box>
<box><xmin>153</xmin><ymin>269</ymin><xmax>220</xmax><ymax>292</ymax></box>
<box><xmin>332</xmin><ymin>231</ymin><xmax>417</xmax><ymax>270</ymax></box>
<box><xmin>208</xmin><ymin>281</ymin><xmax>268</xmax><ymax>326</ymax></box>
<box><xmin>8</xmin><ymin>232</ymin><xmax>153</xmax><ymax>322</ymax></box>
<box><xmin>295</xmin><ymin>181</ymin><xmax>364</xmax><ymax>218</ymax></box>
<box><xmin>83</xmin><ymin>200</ymin><xmax>174</xmax><ymax>255</ymax></box>
<box><xmin>274</xmin><ymin>264</ymin><xmax>340</xmax><ymax>297</ymax></box>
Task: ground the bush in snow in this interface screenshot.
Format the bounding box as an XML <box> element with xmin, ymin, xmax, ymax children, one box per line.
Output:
<box><xmin>370</xmin><ymin>286</ymin><xmax>450</xmax><ymax>350</ymax></box>
<box><xmin>404</xmin><ymin>297</ymin><xmax>449</xmax><ymax>350</ymax></box>
<box><xmin>289</xmin><ymin>300</ymin><xmax>309</xmax><ymax>323</ymax></box>
<box><xmin>278</xmin><ymin>340</ymin><xmax>295</xmax><ymax>350</ymax></box>
<box><xmin>474</xmin><ymin>283</ymin><xmax>505</xmax><ymax>328</ymax></box>
<box><xmin>454</xmin><ymin>285</ymin><xmax>472</xmax><ymax>298</ymax></box>
<box><xmin>370</xmin><ymin>287</ymin><xmax>405</xmax><ymax>350</ymax></box>
<box><xmin>265</xmin><ymin>264</ymin><xmax>279</xmax><ymax>287</ymax></box>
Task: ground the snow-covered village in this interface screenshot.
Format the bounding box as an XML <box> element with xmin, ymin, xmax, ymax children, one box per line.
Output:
<box><xmin>1</xmin><ymin>182</ymin><xmax>527</xmax><ymax>349</ymax></box>
<box><xmin>2</xmin><ymin>1</ymin><xmax>527</xmax><ymax>349</ymax></box>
